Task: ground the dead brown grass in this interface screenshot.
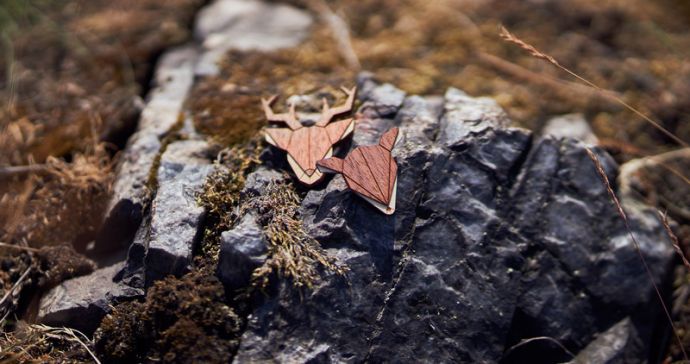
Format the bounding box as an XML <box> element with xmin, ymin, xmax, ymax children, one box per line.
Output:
<box><xmin>0</xmin><ymin>322</ymin><xmax>99</xmax><ymax>363</ymax></box>
<box><xmin>500</xmin><ymin>26</ymin><xmax>689</xmax><ymax>149</ymax></box>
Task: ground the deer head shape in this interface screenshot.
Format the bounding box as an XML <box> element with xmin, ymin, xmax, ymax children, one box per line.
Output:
<box><xmin>317</xmin><ymin>128</ymin><xmax>400</xmax><ymax>215</ymax></box>
<box><xmin>262</xmin><ymin>86</ymin><xmax>357</xmax><ymax>186</ymax></box>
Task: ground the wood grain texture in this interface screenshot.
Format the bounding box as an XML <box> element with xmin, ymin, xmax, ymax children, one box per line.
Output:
<box><xmin>317</xmin><ymin>127</ymin><xmax>400</xmax><ymax>214</ymax></box>
<box><xmin>262</xmin><ymin>86</ymin><xmax>357</xmax><ymax>186</ymax></box>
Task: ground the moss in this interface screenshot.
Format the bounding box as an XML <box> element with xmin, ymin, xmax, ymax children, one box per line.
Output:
<box><xmin>246</xmin><ymin>180</ymin><xmax>347</xmax><ymax>290</ymax></box>
<box><xmin>195</xmin><ymin>138</ymin><xmax>262</xmax><ymax>267</ymax></box>
<box><xmin>95</xmin><ymin>270</ymin><xmax>241</xmax><ymax>364</ymax></box>
<box><xmin>145</xmin><ymin>112</ymin><xmax>186</xmax><ymax>193</ymax></box>
<box><xmin>189</xmin><ymin>28</ymin><xmax>354</xmax><ymax>146</ymax></box>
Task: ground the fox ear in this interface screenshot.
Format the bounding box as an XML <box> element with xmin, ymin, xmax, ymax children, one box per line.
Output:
<box><xmin>317</xmin><ymin>157</ymin><xmax>344</xmax><ymax>174</ymax></box>
<box><xmin>379</xmin><ymin>127</ymin><xmax>400</xmax><ymax>151</ymax></box>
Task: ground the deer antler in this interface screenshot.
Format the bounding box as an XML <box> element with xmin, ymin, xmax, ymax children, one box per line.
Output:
<box><xmin>315</xmin><ymin>86</ymin><xmax>357</xmax><ymax>127</ymax></box>
<box><xmin>262</xmin><ymin>95</ymin><xmax>302</xmax><ymax>130</ymax></box>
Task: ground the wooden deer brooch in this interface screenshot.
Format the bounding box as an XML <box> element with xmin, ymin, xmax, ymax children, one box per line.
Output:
<box><xmin>317</xmin><ymin>128</ymin><xmax>400</xmax><ymax>215</ymax></box>
<box><xmin>262</xmin><ymin>86</ymin><xmax>400</xmax><ymax>214</ymax></box>
<box><xmin>262</xmin><ymin>86</ymin><xmax>357</xmax><ymax>186</ymax></box>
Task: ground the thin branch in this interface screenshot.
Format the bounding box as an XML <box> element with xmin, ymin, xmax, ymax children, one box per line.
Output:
<box><xmin>0</xmin><ymin>266</ymin><xmax>32</xmax><ymax>312</ymax></box>
<box><xmin>478</xmin><ymin>52</ymin><xmax>620</xmax><ymax>105</ymax></box>
<box><xmin>0</xmin><ymin>242</ymin><xmax>40</xmax><ymax>253</ymax></box>
<box><xmin>586</xmin><ymin>147</ymin><xmax>688</xmax><ymax>362</ymax></box>
<box><xmin>0</xmin><ymin>164</ymin><xmax>49</xmax><ymax>178</ymax></box>
<box><xmin>503</xmin><ymin>336</ymin><xmax>575</xmax><ymax>359</ymax></box>
<box><xmin>500</xmin><ymin>26</ymin><xmax>689</xmax><ymax>149</ymax></box>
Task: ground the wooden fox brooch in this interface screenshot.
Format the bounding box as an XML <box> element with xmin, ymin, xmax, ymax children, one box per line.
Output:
<box><xmin>317</xmin><ymin>127</ymin><xmax>400</xmax><ymax>215</ymax></box>
<box><xmin>262</xmin><ymin>86</ymin><xmax>357</xmax><ymax>186</ymax></box>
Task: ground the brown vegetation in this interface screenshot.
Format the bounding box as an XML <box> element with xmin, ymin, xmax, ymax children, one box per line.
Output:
<box><xmin>95</xmin><ymin>270</ymin><xmax>241</xmax><ymax>363</ymax></box>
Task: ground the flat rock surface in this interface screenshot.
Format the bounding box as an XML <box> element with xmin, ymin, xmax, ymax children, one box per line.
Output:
<box><xmin>38</xmin><ymin>263</ymin><xmax>142</xmax><ymax>335</ymax></box>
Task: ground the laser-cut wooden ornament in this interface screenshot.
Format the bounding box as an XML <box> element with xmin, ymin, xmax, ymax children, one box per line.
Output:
<box><xmin>317</xmin><ymin>127</ymin><xmax>400</xmax><ymax>215</ymax></box>
<box><xmin>262</xmin><ymin>86</ymin><xmax>356</xmax><ymax>186</ymax></box>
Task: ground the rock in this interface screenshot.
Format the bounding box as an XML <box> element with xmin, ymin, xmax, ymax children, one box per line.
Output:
<box><xmin>233</xmin><ymin>80</ymin><xmax>674</xmax><ymax>363</ymax></box>
<box><xmin>542</xmin><ymin>113</ymin><xmax>599</xmax><ymax>145</ymax></box>
<box><xmin>96</xmin><ymin>46</ymin><xmax>198</xmax><ymax>256</ymax></box>
<box><xmin>359</xmin><ymin>81</ymin><xmax>407</xmax><ymax>118</ymax></box>
<box><xmin>217</xmin><ymin>212</ymin><xmax>268</xmax><ymax>291</ymax></box>
<box><xmin>437</xmin><ymin>87</ymin><xmax>511</xmax><ymax>147</ymax></box>
<box><xmin>194</xmin><ymin>0</ymin><xmax>312</xmax><ymax>76</ymax></box>
<box><xmin>569</xmin><ymin>318</ymin><xmax>643</xmax><ymax>364</ymax></box>
<box><xmin>242</xmin><ymin>167</ymin><xmax>285</xmax><ymax>197</ymax></box>
<box><xmin>38</xmin><ymin>263</ymin><xmax>142</xmax><ymax>335</ymax></box>
<box><xmin>144</xmin><ymin>140</ymin><xmax>214</xmax><ymax>286</ymax></box>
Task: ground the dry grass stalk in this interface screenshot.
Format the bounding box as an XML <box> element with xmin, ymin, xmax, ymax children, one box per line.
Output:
<box><xmin>0</xmin><ymin>266</ymin><xmax>31</xmax><ymax>318</ymax></box>
<box><xmin>500</xmin><ymin>26</ymin><xmax>689</xmax><ymax>149</ymax></box>
<box><xmin>477</xmin><ymin>52</ymin><xmax>618</xmax><ymax>105</ymax></box>
<box><xmin>503</xmin><ymin>336</ymin><xmax>575</xmax><ymax>360</ymax></box>
<box><xmin>0</xmin><ymin>322</ymin><xmax>100</xmax><ymax>363</ymax></box>
<box><xmin>585</xmin><ymin>147</ymin><xmax>688</xmax><ymax>361</ymax></box>
<box><xmin>659</xmin><ymin>210</ymin><xmax>690</xmax><ymax>273</ymax></box>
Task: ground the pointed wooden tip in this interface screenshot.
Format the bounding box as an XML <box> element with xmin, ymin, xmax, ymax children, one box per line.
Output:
<box><xmin>317</xmin><ymin>157</ymin><xmax>344</xmax><ymax>174</ymax></box>
<box><xmin>379</xmin><ymin>127</ymin><xmax>400</xmax><ymax>151</ymax></box>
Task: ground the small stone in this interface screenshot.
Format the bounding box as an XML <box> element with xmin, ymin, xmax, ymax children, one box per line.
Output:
<box><xmin>38</xmin><ymin>262</ymin><xmax>142</xmax><ymax>335</ymax></box>
<box><xmin>217</xmin><ymin>213</ymin><xmax>268</xmax><ymax>291</ymax></box>
<box><xmin>542</xmin><ymin>113</ymin><xmax>599</xmax><ymax>145</ymax></box>
<box><xmin>242</xmin><ymin>167</ymin><xmax>285</xmax><ymax>197</ymax></box>
<box><xmin>568</xmin><ymin>318</ymin><xmax>643</xmax><ymax>364</ymax></box>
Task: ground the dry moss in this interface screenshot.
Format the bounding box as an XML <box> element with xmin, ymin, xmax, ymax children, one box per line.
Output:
<box><xmin>189</xmin><ymin>27</ymin><xmax>354</xmax><ymax>146</ymax></box>
<box><xmin>245</xmin><ymin>181</ymin><xmax>347</xmax><ymax>290</ymax></box>
<box><xmin>95</xmin><ymin>270</ymin><xmax>241</xmax><ymax>364</ymax></box>
<box><xmin>1</xmin><ymin>142</ymin><xmax>113</xmax><ymax>251</ymax></box>
<box><xmin>196</xmin><ymin>139</ymin><xmax>262</xmax><ymax>267</ymax></box>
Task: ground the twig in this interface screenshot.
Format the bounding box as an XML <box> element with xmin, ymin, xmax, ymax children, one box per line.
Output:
<box><xmin>503</xmin><ymin>336</ymin><xmax>575</xmax><ymax>359</ymax></box>
<box><xmin>306</xmin><ymin>0</ymin><xmax>360</xmax><ymax>70</ymax></box>
<box><xmin>659</xmin><ymin>210</ymin><xmax>690</xmax><ymax>273</ymax></box>
<box><xmin>0</xmin><ymin>164</ymin><xmax>48</xmax><ymax>178</ymax></box>
<box><xmin>585</xmin><ymin>147</ymin><xmax>689</xmax><ymax>362</ymax></box>
<box><xmin>500</xmin><ymin>26</ymin><xmax>689</xmax><ymax>149</ymax></box>
<box><xmin>0</xmin><ymin>242</ymin><xmax>40</xmax><ymax>253</ymax></box>
<box><xmin>0</xmin><ymin>266</ymin><xmax>32</xmax><ymax>312</ymax></box>
<box><xmin>59</xmin><ymin>326</ymin><xmax>101</xmax><ymax>364</ymax></box>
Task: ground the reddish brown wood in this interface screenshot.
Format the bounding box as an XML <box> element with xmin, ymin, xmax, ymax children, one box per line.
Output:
<box><xmin>262</xmin><ymin>86</ymin><xmax>357</xmax><ymax>185</ymax></box>
<box><xmin>317</xmin><ymin>128</ymin><xmax>400</xmax><ymax>214</ymax></box>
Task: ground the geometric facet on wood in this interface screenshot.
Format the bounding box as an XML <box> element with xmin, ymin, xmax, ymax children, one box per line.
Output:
<box><xmin>263</xmin><ymin>86</ymin><xmax>357</xmax><ymax>185</ymax></box>
<box><xmin>317</xmin><ymin>127</ymin><xmax>400</xmax><ymax>214</ymax></box>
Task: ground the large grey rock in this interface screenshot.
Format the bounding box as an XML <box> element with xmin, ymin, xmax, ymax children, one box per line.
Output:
<box><xmin>38</xmin><ymin>263</ymin><xmax>142</xmax><ymax>335</ymax></box>
<box><xmin>144</xmin><ymin>140</ymin><xmax>214</xmax><ymax>286</ymax></box>
<box><xmin>194</xmin><ymin>0</ymin><xmax>312</xmax><ymax>76</ymax></box>
<box><xmin>233</xmin><ymin>80</ymin><xmax>674</xmax><ymax>363</ymax></box>
<box><xmin>96</xmin><ymin>46</ymin><xmax>198</xmax><ymax>256</ymax></box>
<box><xmin>218</xmin><ymin>212</ymin><xmax>268</xmax><ymax>291</ymax></box>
